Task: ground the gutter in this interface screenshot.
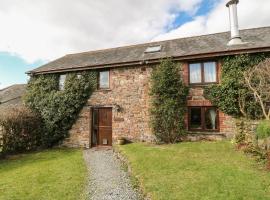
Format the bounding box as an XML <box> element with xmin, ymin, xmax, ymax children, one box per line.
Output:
<box><xmin>0</xmin><ymin>97</ymin><xmax>22</xmax><ymax>105</ymax></box>
<box><xmin>27</xmin><ymin>46</ymin><xmax>270</xmax><ymax>75</ymax></box>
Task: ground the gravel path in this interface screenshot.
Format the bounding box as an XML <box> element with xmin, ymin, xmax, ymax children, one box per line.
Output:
<box><xmin>83</xmin><ymin>148</ymin><xmax>141</xmax><ymax>200</ymax></box>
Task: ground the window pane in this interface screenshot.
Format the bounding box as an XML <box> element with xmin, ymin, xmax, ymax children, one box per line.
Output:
<box><xmin>99</xmin><ymin>71</ymin><xmax>109</xmax><ymax>88</ymax></box>
<box><xmin>204</xmin><ymin>62</ymin><xmax>216</xmax><ymax>82</ymax></box>
<box><xmin>190</xmin><ymin>108</ymin><xmax>202</xmax><ymax>129</ymax></box>
<box><xmin>59</xmin><ymin>74</ymin><xmax>66</xmax><ymax>90</ymax></box>
<box><xmin>205</xmin><ymin>107</ymin><xmax>218</xmax><ymax>130</ymax></box>
<box><xmin>189</xmin><ymin>63</ymin><xmax>201</xmax><ymax>83</ymax></box>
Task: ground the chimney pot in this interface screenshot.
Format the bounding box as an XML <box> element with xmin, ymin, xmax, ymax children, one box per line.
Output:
<box><xmin>226</xmin><ymin>0</ymin><xmax>243</xmax><ymax>46</ymax></box>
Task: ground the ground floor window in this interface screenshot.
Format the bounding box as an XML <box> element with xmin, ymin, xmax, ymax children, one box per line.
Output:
<box><xmin>188</xmin><ymin>107</ymin><xmax>219</xmax><ymax>131</ymax></box>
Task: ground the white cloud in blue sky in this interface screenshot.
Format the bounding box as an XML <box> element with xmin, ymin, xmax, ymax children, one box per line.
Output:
<box><xmin>0</xmin><ymin>0</ymin><xmax>270</xmax><ymax>89</ymax></box>
<box><xmin>154</xmin><ymin>0</ymin><xmax>270</xmax><ymax>41</ymax></box>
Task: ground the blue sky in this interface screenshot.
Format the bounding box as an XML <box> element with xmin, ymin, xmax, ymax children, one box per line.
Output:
<box><xmin>0</xmin><ymin>52</ymin><xmax>45</xmax><ymax>89</ymax></box>
<box><xmin>0</xmin><ymin>0</ymin><xmax>269</xmax><ymax>89</ymax></box>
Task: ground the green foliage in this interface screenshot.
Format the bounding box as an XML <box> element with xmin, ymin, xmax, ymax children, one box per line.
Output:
<box><xmin>0</xmin><ymin>106</ymin><xmax>43</xmax><ymax>156</ymax></box>
<box><xmin>256</xmin><ymin>120</ymin><xmax>270</xmax><ymax>139</ymax></box>
<box><xmin>234</xmin><ymin>131</ymin><xmax>246</xmax><ymax>144</ymax></box>
<box><xmin>150</xmin><ymin>59</ymin><xmax>188</xmax><ymax>143</ymax></box>
<box><xmin>24</xmin><ymin>71</ymin><xmax>97</xmax><ymax>147</ymax></box>
<box><xmin>205</xmin><ymin>53</ymin><xmax>268</xmax><ymax>119</ymax></box>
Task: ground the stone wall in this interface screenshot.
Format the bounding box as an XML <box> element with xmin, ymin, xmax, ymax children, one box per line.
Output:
<box><xmin>63</xmin><ymin>65</ymin><xmax>154</xmax><ymax>148</ymax></box>
<box><xmin>63</xmin><ymin>107</ymin><xmax>91</xmax><ymax>148</ymax></box>
<box><xmin>88</xmin><ymin>65</ymin><xmax>154</xmax><ymax>143</ymax></box>
<box><xmin>235</xmin><ymin>119</ymin><xmax>259</xmax><ymax>144</ymax></box>
<box><xmin>64</xmin><ymin>61</ymin><xmax>236</xmax><ymax>147</ymax></box>
<box><xmin>182</xmin><ymin>62</ymin><xmax>236</xmax><ymax>139</ymax></box>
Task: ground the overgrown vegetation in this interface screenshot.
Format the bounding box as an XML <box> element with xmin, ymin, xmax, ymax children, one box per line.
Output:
<box><xmin>24</xmin><ymin>71</ymin><xmax>97</xmax><ymax>147</ymax></box>
<box><xmin>257</xmin><ymin>120</ymin><xmax>270</xmax><ymax>140</ymax></box>
<box><xmin>256</xmin><ymin>120</ymin><xmax>270</xmax><ymax>168</ymax></box>
<box><xmin>244</xmin><ymin>58</ymin><xmax>270</xmax><ymax>120</ymax></box>
<box><xmin>205</xmin><ymin>53</ymin><xmax>269</xmax><ymax>119</ymax></box>
<box><xmin>150</xmin><ymin>59</ymin><xmax>188</xmax><ymax>143</ymax></box>
<box><xmin>0</xmin><ymin>106</ymin><xmax>43</xmax><ymax>156</ymax></box>
<box><xmin>204</xmin><ymin>53</ymin><xmax>270</xmax><ymax>167</ymax></box>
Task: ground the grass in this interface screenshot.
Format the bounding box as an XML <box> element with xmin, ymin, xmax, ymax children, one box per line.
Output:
<box><xmin>119</xmin><ymin>141</ymin><xmax>270</xmax><ymax>200</ymax></box>
<box><xmin>0</xmin><ymin>148</ymin><xmax>87</xmax><ymax>200</ymax></box>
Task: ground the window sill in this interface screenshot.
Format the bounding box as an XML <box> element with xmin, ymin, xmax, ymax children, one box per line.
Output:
<box><xmin>97</xmin><ymin>88</ymin><xmax>112</xmax><ymax>92</ymax></box>
<box><xmin>187</xmin><ymin>131</ymin><xmax>221</xmax><ymax>135</ymax></box>
<box><xmin>189</xmin><ymin>83</ymin><xmax>218</xmax><ymax>87</ymax></box>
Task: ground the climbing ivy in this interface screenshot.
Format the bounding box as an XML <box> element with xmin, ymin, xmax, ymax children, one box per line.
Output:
<box><xmin>24</xmin><ymin>71</ymin><xmax>97</xmax><ymax>147</ymax></box>
<box><xmin>150</xmin><ymin>58</ymin><xmax>189</xmax><ymax>143</ymax></box>
<box><xmin>205</xmin><ymin>53</ymin><xmax>269</xmax><ymax>119</ymax></box>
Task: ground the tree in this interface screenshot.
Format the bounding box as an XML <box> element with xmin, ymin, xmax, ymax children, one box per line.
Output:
<box><xmin>150</xmin><ymin>59</ymin><xmax>188</xmax><ymax>143</ymax></box>
<box><xmin>244</xmin><ymin>58</ymin><xmax>270</xmax><ymax>120</ymax></box>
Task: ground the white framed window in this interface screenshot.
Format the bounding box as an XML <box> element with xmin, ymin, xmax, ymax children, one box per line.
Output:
<box><xmin>59</xmin><ymin>74</ymin><xmax>66</xmax><ymax>90</ymax></box>
<box><xmin>189</xmin><ymin>61</ymin><xmax>217</xmax><ymax>84</ymax></box>
<box><xmin>98</xmin><ymin>71</ymin><xmax>110</xmax><ymax>89</ymax></box>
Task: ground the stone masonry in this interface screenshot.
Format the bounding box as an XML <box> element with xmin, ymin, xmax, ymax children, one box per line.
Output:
<box><xmin>63</xmin><ymin>65</ymin><xmax>154</xmax><ymax>148</ymax></box>
<box><xmin>63</xmin><ymin>62</ymin><xmax>236</xmax><ymax>148</ymax></box>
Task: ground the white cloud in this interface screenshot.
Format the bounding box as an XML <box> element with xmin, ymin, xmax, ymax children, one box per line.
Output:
<box><xmin>154</xmin><ymin>0</ymin><xmax>270</xmax><ymax>41</ymax></box>
<box><xmin>0</xmin><ymin>0</ymin><xmax>202</xmax><ymax>63</ymax></box>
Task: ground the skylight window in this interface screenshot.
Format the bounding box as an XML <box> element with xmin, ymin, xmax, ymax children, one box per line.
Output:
<box><xmin>144</xmin><ymin>45</ymin><xmax>162</xmax><ymax>53</ymax></box>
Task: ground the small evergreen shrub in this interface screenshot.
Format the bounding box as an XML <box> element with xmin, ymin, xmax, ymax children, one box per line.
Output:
<box><xmin>0</xmin><ymin>106</ymin><xmax>43</xmax><ymax>156</ymax></box>
<box><xmin>256</xmin><ymin>120</ymin><xmax>270</xmax><ymax>139</ymax></box>
<box><xmin>150</xmin><ymin>59</ymin><xmax>188</xmax><ymax>143</ymax></box>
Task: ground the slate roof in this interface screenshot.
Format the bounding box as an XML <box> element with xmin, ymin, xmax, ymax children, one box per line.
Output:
<box><xmin>29</xmin><ymin>26</ymin><xmax>270</xmax><ymax>75</ymax></box>
<box><xmin>0</xmin><ymin>84</ymin><xmax>26</xmax><ymax>109</ymax></box>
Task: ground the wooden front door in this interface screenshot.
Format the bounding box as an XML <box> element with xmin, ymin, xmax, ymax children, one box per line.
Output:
<box><xmin>91</xmin><ymin>107</ymin><xmax>112</xmax><ymax>146</ymax></box>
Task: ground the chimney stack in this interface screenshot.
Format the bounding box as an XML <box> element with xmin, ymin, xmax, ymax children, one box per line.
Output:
<box><xmin>226</xmin><ymin>0</ymin><xmax>243</xmax><ymax>45</ymax></box>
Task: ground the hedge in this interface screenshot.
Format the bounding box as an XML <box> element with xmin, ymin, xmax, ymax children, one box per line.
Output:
<box><xmin>0</xmin><ymin>106</ymin><xmax>43</xmax><ymax>156</ymax></box>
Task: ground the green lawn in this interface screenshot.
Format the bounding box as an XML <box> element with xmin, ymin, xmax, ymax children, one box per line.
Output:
<box><xmin>0</xmin><ymin>149</ymin><xmax>87</xmax><ymax>200</ymax></box>
<box><xmin>119</xmin><ymin>141</ymin><xmax>270</xmax><ymax>200</ymax></box>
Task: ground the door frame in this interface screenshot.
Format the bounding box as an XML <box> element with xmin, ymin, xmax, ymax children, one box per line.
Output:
<box><xmin>90</xmin><ymin>106</ymin><xmax>113</xmax><ymax>147</ymax></box>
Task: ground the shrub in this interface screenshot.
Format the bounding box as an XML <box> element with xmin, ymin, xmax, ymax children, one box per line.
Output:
<box><xmin>0</xmin><ymin>106</ymin><xmax>43</xmax><ymax>156</ymax></box>
<box><xmin>256</xmin><ymin>120</ymin><xmax>270</xmax><ymax>139</ymax></box>
<box><xmin>24</xmin><ymin>71</ymin><xmax>97</xmax><ymax>147</ymax></box>
<box><xmin>150</xmin><ymin>59</ymin><xmax>188</xmax><ymax>143</ymax></box>
<box><xmin>205</xmin><ymin>54</ymin><xmax>268</xmax><ymax>119</ymax></box>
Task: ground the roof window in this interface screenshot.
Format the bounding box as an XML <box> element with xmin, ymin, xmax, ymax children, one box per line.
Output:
<box><xmin>144</xmin><ymin>45</ymin><xmax>162</xmax><ymax>53</ymax></box>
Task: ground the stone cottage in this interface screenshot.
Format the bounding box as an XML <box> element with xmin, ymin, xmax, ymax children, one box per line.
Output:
<box><xmin>28</xmin><ymin>0</ymin><xmax>270</xmax><ymax>148</ymax></box>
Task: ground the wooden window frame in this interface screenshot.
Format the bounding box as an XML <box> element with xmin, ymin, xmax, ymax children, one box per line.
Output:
<box><xmin>188</xmin><ymin>61</ymin><xmax>218</xmax><ymax>85</ymax></box>
<box><xmin>97</xmin><ymin>70</ymin><xmax>110</xmax><ymax>90</ymax></box>
<box><xmin>188</xmin><ymin>106</ymin><xmax>219</xmax><ymax>132</ymax></box>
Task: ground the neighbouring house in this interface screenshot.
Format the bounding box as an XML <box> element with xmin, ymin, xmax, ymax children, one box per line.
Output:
<box><xmin>27</xmin><ymin>0</ymin><xmax>270</xmax><ymax>148</ymax></box>
<box><xmin>0</xmin><ymin>84</ymin><xmax>26</xmax><ymax>110</ymax></box>
<box><xmin>0</xmin><ymin>84</ymin><xmax>26</xmax><ymax>141</ymax></box>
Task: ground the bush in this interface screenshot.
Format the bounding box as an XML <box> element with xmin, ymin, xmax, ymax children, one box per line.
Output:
<box><xmin>150</xmin><ymin>59</ymin><xmax>188</xmax><ymax>143</ymax></box>
<box><xmin>205</xmin><ymin>54</ymin><xmax>268</xmax><ymax>119</ymax></box>
<box><xmin>0</xmin><ymin>106</ymin><xmax>43</xmax><ymax>156</ymax></box>
<box><xmin>256</xmin><ymin>120</ymin><xmax>270</xmax><ymax>139</ymax></box>
<box><xmin>24</xmin><ymin>71</ymin><xmax>97</xmax><ymax>147</ymax></box>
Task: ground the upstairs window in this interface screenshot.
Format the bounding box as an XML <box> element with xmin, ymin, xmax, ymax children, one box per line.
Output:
<box><xmin>59</xmin><ymin>74</ymin><xmax>66</xmax><ymax>90</ymax></box>
<box><xmin>189</xmin><ymin>61</ymin><xmax>217</xmax><ymax>84</ymax></box>
<box><xmin>144</xmin><ymin>45</ymin><xmax>162</xmax><ymax>53</ymax></box>
<box><xmin>98</xmin><ymin>70</ymin><xmax>110</xmax><ymax>89</ymax></box>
